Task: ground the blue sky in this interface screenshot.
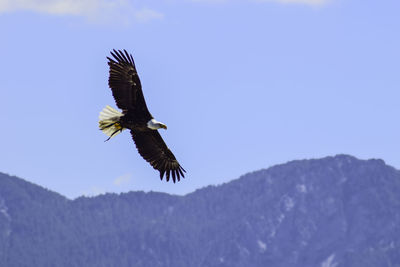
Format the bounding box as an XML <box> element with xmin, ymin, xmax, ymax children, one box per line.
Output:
<box><xmin>0</xmin><ymin>0</ymin><xmax>399</xmax><ymax>198</ymax></box>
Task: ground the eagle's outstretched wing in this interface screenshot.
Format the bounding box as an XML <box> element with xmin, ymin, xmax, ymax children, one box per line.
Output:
<box><xmin>130</xmin><ymin>130</ymin><xmax>186</xmax><ymax>182</ymax></box>
<box><xmin>107</xmin><ymin>49</ymin><xmax>151</xmax><ymax>119</ymax></box>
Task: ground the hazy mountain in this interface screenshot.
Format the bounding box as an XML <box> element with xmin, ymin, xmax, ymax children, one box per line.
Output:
<box><xmin>0</xmin><ymin>155</ymin><xmax>399</xmax><ymax>267</ymax></box>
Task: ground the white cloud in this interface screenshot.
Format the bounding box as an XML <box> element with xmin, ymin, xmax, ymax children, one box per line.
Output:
<box><xmin>190</xmin><ymin>0</ymin><xmax>228</xmax><ymax>3</ymax></box>
<box><xmin>257</xmin><ymin>240</ymin><xmax>267</xmax><ymax>252</ymax></box>
<box><xmin>192</xmin><ymin>0</ymin><xmax>330</xmax><ymax>6</ymax></box>
<box><xmin>81</xmin><ymin>186</ymin><xmax>106</xmax><ymax>197</ymax></box>
<box><xmin>0</xmin><ymin>0</ymin><xmax>164</xmax><ymax>23</ymax></box>
<box><xmin>134</xmin><ymin>8</ymin><xmax>164</xmax><ymax>23</ymax></box>
<box><xmin>114</xmin><ymin>173</ymin><xmax>132</xmax><ymax>186</ymax></box>
<box><xmin>0</xmin><ymin>0</ymin><xmax>330</xmax><ymax>24</ymax></box>
<box><xmin>266</xmin><ymin>0</ymin><xmax>329</xmax><ymax>6</ymax></box>
<box><xmin>321</xmin><ymin>253</ymin><xmax>338</xmax><ymax>267</ymax></box>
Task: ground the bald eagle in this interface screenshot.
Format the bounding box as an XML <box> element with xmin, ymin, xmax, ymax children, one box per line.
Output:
<box><xmin>99</xmin><ymin>49</ymin><xmax>185</xmax><ymax>182</ymax></box>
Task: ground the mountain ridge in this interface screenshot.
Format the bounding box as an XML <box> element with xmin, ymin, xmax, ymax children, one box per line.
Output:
<box><xmin>0</xmin><ymin>154</ymin><xmax>399</xmax><ymax>267</ymax></box>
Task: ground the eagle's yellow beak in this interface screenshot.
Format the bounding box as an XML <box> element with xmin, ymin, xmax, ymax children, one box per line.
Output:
<box><xmin>161</xmin><ymin>124</ymin><xmax>167</xmax><ymax>130</ymax></box>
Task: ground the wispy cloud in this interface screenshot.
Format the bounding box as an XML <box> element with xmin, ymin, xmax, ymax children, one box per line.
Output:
<box><xmin>0</xmin><ymin>0</ymin><xmax>164</xmax><ymax>23</ymax></box>
<box><xmin>261</xmin><ymin>0</ymin><xmax>329</xmax><ymax>6</ymax></box>
<box><xmin>192</xmin><ymin>0</ymin><xmax>330</xmax><ymax>6</ymax></box>
<box><xmin>113</xmin><ymin>173</ymin><xmax>132</xmax><ymax>186</ymax></box>
<box><xmin>79</xmin><ymin>173</ymin><xmax>132</xmax><ymax>197</ymax></box>
<box><xmin>134</xmin><ymin>7</ymin><xmax>164</xmax><ymax>22</ymax></box>
<box><xmin>0</xmin><ymin>0</ymin><xmax>329</xmax><ymax>24</ymax></box>
<box><xmin>81</xmin><ymin>186</ymin><xmax>106</xmax><ymax>197</ymax></box>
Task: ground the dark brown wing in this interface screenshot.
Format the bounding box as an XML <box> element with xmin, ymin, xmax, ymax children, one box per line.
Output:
<box><xmin>107</xmin><ymin>49</ymin><xmax>152</xmax><ymax>119</ymax></box>
<box><xmin>130</xmin><ymin>129</ymin><xmax>185</xmax><ymax>182</ymax></box>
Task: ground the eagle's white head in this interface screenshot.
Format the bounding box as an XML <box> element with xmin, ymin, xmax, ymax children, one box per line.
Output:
<box><xmin>147</xmin><ymin>119</ymin><xmax>167</xmax><ymax>130</ymax></box>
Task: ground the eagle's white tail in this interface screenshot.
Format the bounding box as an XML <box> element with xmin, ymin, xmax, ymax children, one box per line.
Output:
<box><xmin>99</xmin><ymin>105</ymin><xmax>124</xmax><ymax>140</ymax></box>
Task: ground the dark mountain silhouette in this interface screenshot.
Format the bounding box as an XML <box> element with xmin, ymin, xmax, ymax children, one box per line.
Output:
<box><xmin>0</xmin><ymin>155</ymin><xmax>399</xmax><ymax>266</ymax></box>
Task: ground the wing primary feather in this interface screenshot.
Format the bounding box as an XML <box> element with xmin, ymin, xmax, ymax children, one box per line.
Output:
<box><xmin>116</xmin><ymin>51</ymin><xmax>125</xmax><ymax>63</ymax></box>
<box><xmin>124</xmin><ymin>50</ymin><xmax>132</xmax><ymax>64</ymax></box>
<box><xmin>162</xmin><ymin>161</ymin><xmax>169</xmax><ymax>174</ymax></box>
<box><xmin>107</xmin><ymin>57</ymin><xmax>117</xmax><ymax>64</ymax></box>
<box><xmin>180</xmin><ymin>166</ymin><xmax>186</xmax><ymax>173</ymax></box>
<box><xmin>129</xmin><ymin>53</ymin><xmax>135</xmax><ymax>66</ymax></box>
<box><xmin>112</xmin><ymin>49</ymin><xmax>124</xmax><ymax>63</ymax></box>
<box><xmin>160</xmin><ymin>169</ymin><xmax>165</xmax><ymax>180</ymax></box>
<box><xmin>172</xmin><ymin>170</ymin><xmax>176</xmax><ymax>183</ymax></box>
<box><xmin>120</xmin><ymin>50</ymin><xmax>129</xmax><ymax>63</ymax></box>
<box><xmin>178</xmin><ymin>167</ymin><xmax>185</xmax><ymax>178</ymax></box>
<box><xmin>110</xmin><ymin>50</ymin><xmax>120</xmax><ymax>61</ymax></box>
<box><xmin>166</xmin><ymin>170</ymin><xmax>170</xmax><ymax>182</ymax></box>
